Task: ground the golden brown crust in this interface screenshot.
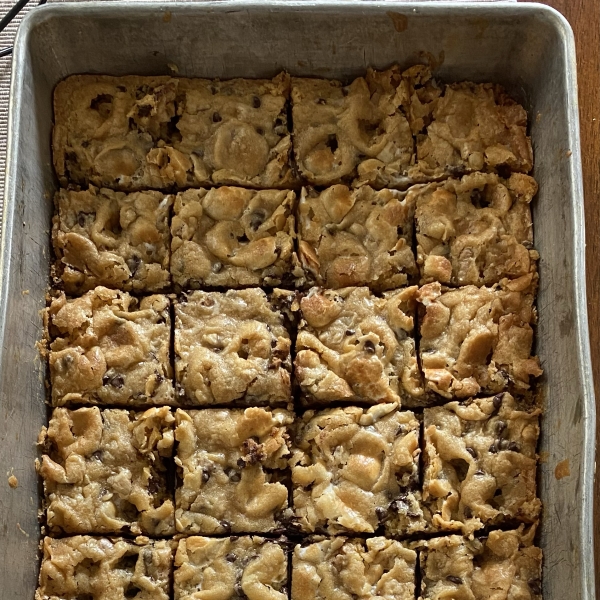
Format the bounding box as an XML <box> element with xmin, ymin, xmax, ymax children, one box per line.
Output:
<box><xmin>38</xmin><ymin>407</ymin><xmax>175</xmax><ymax>536</ymax></box>
<box><xmin>174</xmin><ymin>536</ymin><xmax>288</xmax><ymax>600</ymax></box>
<box><xmin>36</xmin><ymin>536</ymin><xmax>173</xmax><ymax>600</ymax></box>
<box><xmin>292</xmin><ymin>537</ymin><xmax>416</xmax><ymax>600</ymax></box>
<box><xmin>47</xmin><ymin>287</ymin><xmax>174</xmax><ymax>406</ymax></box>
<box><xmin>412</xmin><ymin>76</ymin><xmax>533</xmax><ymax>179</ymax></box>
<box><xmin>296</xmin><ymin>185</ymin><xmax>417</xmax><ymax>290</ymax></box>
<box><xmin>295</xmin><ymin>286</ymin><xmax>425</xmax><ymax>406</ymax></box>
<box><xmin>52</xmin><ymin>186</ymin><xmax>172</xmax><ymax>294</ymax></box>
<box><xmin>415</xmin><ymin>172</ymin><xmax>538</xmax><ymax>286</ymax></box>
<box><xmin>290</xmin><ymin>404</ymin><xmax>420</xmax><ymax>535</ymax></box>
<box><xmin>53</xmin><ymin>73</ymin><xmax>295</xmax><ymax>190</ymax></box>
<box><xmin>420</xmin><ymin>526</ymin><xmax>542</xmax><ymax>600</ymax></box>
<box><xmin>174</xmin><ymin>407</ymin><xmax>293</xmax><ymax>534</ymax></box>
<box><xmin>291</xmin><ymin>66</ymin><xmax>414</xmax><ymax>188</ymax></box>
<box><xmin>174</xmin><ymin>289</ymin><xmax>292</xmax><ymax>406</ymax></box>
<box><xmin>171</xmin><ymin>187</ymin><xmax>296</xmax><ymax>289</ymax></box>
<box><xmin>417</xmin><ymin>276</ymin><xmax>542</xmax><ymax>399</ymax></box>
<box><xmin>422</xmin><ymin>394</ymin><xmax>541</xmax><ymax>535</ymax></box>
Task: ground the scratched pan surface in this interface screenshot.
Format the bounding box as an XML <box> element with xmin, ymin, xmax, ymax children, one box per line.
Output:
<box><xmin>0</xmin><ymin>2</ymin><xmax>595</xmax><ymax>598</ymax></box>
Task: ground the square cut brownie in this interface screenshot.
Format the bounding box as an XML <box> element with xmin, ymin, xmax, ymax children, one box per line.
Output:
<box><xmin>418</xmin><ymin>275</ymin><xmax>542</xmax><ymax>399</ymax></box>
<box><xmin>37</xmin><ymin>406</ymin><xmax>175</xmax><ymax>536</ymax></box>
<box><xmin>36</xmin><ymin>536</ymin><xmax>173</xmax><ymax>600</ymax></box>
<box><xmin>174</xmin><ymin>289</ymin><xmax>293</xmax><ymax>406</ymax></box>
<box><xmin>291</xmin><ymin>66</ymin><xmax>416</xmax><ymax>188</ymax></box>
<box><xmin>174</xmin><ymin>536</ymin><xmax>288</xmax><ymax>600</ymax></box>
<box><xmin>53</xmin><ymin>73</ymin><xmax>295</xmax><ymax>190</ymax></box>
<box><xmin>47</xmin><ymin>287</ymin><xmax>173</xmax><ymax>406</ymax></box>
<box><xmin>174</xmin><ymin>407</ymin><xmax>293</xmax><ymax>534</ymax></box>
<box><xmin>296</xmin><ymin>185</ymin><xmax>417</xmax><ymax>290</ymax></box>
<box><xmin>419</xmin><ymin>526</ymin><xmax>542</xmax><ymax>600</ymax></box>
<box><xmin>409</xmin><ymin>68</ymin><xmax>533</xmax><ymax>179</ymax></box>
<box><xmin>52</xmin><ymin>186</ymin><xmax>172</xmax><ymax>294</ymax></box>
<box><xmin>290</xmin><ymin>403</ymin><xmax>420</xmax><ymax>535</ymax></box>
<box><xmin>422</xmin><ymin>393</ymin><xmax>541</xmax><ymax>535</ymax></box>
<box><xmin>171</xmin><ymin>187</ymin><xmax>296</xmax><ymax>289</ymax></box>
<box><xmin>295</xmin><ymin>286</ymin><xmax>425</xmax><ymax>406</ymax></box>
<box><xmin>414</xmin><ymin>172</ymin><xmax>539</xmax><ymax>286</ymax></box>
<box><xmin>292</xmin><ymin>537</ymin><xmax>417</xmax><ymax>600</ymax></box>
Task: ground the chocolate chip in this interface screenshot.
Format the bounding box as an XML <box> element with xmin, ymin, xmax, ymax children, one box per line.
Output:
<box><xmin>91</xmin><ymin>451</ymin><xmax>104</xmax><ymax>461</ymax></box>
<box><xmin>463</xmin><ymin>506</ymin><xmax>472</xmax><ymax>518</ymax></box>
<box><xmin>127</xmin><ymin>255</ymin><xmax>142</xmax><ymax>277</ymax></box>
<box><xmin>76</xmin><ymin>211</ymin><xmax>94</xmax><ymax>227</ymax></box>
<box><xmin>211</xmin><ymin>262</ymin><xmax>222</xmax><ymax>273</ymax></box>
<box><xmin>375</xmin><ymin>507</ymin><xmax>388</xmax><ymax>522</ymax></box>
<box><xmin>212</xmin><ymin>112</ymin><xmax>222</xmax><ymax>122</ymax></box>
<box><xmin>397</xmin><ymin>424</ymin><xmax>406</xmax><ymax>435</ymax></box>
<box><xmin>488</xmin><ymin>443</ymin><xmax>498</xmax><ymax>454</ymax></box>
<box><xmin>345</xmin><ymin>329</ymin><xmax>355</xmax><ymax>336</ymax></box>
<box><xmin>466</xmin><ymin>447</ymin><xmax>477</xmax><ymax>459</ymax></box>
<box><xmin>470</xmin><ymin>189</ymin><xmax>484</xmax><ymax>206</ymax></box>
<box><xmin>508</xmin><ymin>442</ymin><xmax>520</xmax><ymax>452</ymax></box>
<box><xmin>225</xmin><ymin>468</ymin><xmax>241</xmax><ymax>482</ymax></box>
<box><xmin>364</xmin><ymin>340</ymin><xmax>376</xmax><ymax>353</ymax></box>
<box><xmin>500</xmin><ymin>439</ymin><xmax>510</xmax><ymax>450</ymax></box>
<box><xmin>249</xmin><ymin>209</ymin><xmax>267</xmax><ymax>230</ymax></box>
<box><xmin>496</xmin><ymin>164</ymin><xmax>511</xmax><ymax>180</ymax></box>
<box><xmin>225</xmin><ymin>553</ymin><xmax>237</xmax><ymax>562</ymax></box>
<box><xmin>252</xmin><ymin>96</ymin><xmax>261</xmax><ymax>108</ymax></box>
<box><xmin>201</xmin><ymin>468</ymin><xmax>211</xmax><ymax>483</ymax></box>
<box><xmin>446</xmin><ymin>575</ymin><xmax>463</xmax><ymax>585</ymax></box>
<box><xmin>220</xmin><ymin>520</ymin><xmax>232</xmax><ymax>534</ymax></box>
<box><xmin>237</xmin><ymin>458</ymin><xmax>246</xmax><ymax>469</ymax></box>
<box><xmin>493</xmin><ymin>393</ymin><xmax>504</xmax><ymax>409</ymax></box>
<box><xmin>256</xmin><ymin>127</ymin><xmax>264</xmax><ymax>135</ymax></box>
<box><xmin>474</xmin><ymin>469</ymin><xmax>485</xmax><ymax>476</ymax></box>
<box><xmin>528</xmin><ymin>578</ymin><xmax>542</xmax><ymax>595</ymax></box>
<box><xmin>210</xmin><ymin>85</ymin><xmax>217</xmax><ymax>95</ymax></box>
<box><xmin>102</xmin><ymin>372</ymin><xmax>124</xmax><ymax>389</ymax></box>
<box><xmin>137</xmin><ymin>104</ymin><xmax>152</xmax><ymax>118</ymax></box>
<box><xmin>495</xmin><ymin>420</ymin><xmax>507</xmax><ymax>435</ymax></box>
<box><xmin>316</xmin><ymin>98</ymin><xmax>326</xmax><ymax>104</ymax></box>
<box><xmin>325</xmin><ymin>134</ymin><xmax>338</xmax><ymax>153</ymax></box>
<box><xmin>448</xmin><ymin>165</ymin><xmax>466</xmax><ymax>178</ymax></box>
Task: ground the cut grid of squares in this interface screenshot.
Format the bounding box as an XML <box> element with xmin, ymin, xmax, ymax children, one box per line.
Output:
<box><xmin>38</xmin><ymin>65</ymin><xmax>544</xmax><ymax>600</ymax></box>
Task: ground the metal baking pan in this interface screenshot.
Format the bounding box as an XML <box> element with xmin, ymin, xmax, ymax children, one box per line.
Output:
<box><xmin>0</xmin><ymin>1</ymin><xmax>595</xmax><ymax>598</ymax></box>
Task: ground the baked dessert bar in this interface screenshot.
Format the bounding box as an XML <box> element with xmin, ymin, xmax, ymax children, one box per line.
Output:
<box><xmin>291</xmin><ymin>66</ymin><xmax>415</xmax><ymax>188</ymax></box>
<box><xmin>414</xmin><ymin>172</ymin><xmax>539</xmax><ymax>286</ymax></box>
<box><xmin>295</xmin><ymin>286</ymin><xmax>425</xmax><ymax>406</ymax></box>
<box><xmin>174</xmin><ymin>536</ymin><xmax>288</xmax><ymax>600</ymax></box>
<box><xmin>174</xmin><ymin>289</ymin><xmax>292</xmax><ymax>406</ymax></box>
<box><xmin>52</xmin><ymin>186</ymin><xmax>172</xmax><ymax>294</ymax></box>
<box><xmin>53</xmin><ymin>73</ymin><xmax>295</xmax><ymax>190</ymax></box>
<box><xmin>290</xmin><ymin>403</ymin><xmax>420</xmax><ymax>534</ymax></box>
<box><xmin>418</xmin><ymin>275</ymin><xmax>542</xmax><ymax>398</ymax></box>
<box><xmin>170</xmin><ymin>187</ymin><xmax>296</xmax><ymax>289</ymax></box>
<box><xmin>36</xmin><ymin>536</ymin><xmax>173</xmax><ymax>600</ymax></box>
<box><xmin>422</xmin><ymin>393</ymin><xmax>541</xmax><ymax>535</ymax></box>
<box><xmin>296</xmin><ymin>184</ymin><xmax>417</xmax><ymax>290</ymax></box>
<box><xmin>419</xmin><ymin>526</ymin><xmax>542</xmax><ymax>600</ymax></box>
<box><xmin>47</xmin><ymin>287</ymin><xmax>173</xmax><ymax>406</ymax></box>
<box><xmin>174</xmin><ymin>407</ymin><xmax>293</xmax><ymax>534</ymax></box>
<box><xmin>412</xmin><ymin>70</ymin><xmax>533</xmax><ymax>179</ymax></box>
<box><xmin>38</xmin><ymin>406</ymin><xmax>175</xmax><ymax>536</ymax></box>
<box><xmin>291</xmin><ymin>536</ymin><xmax>416</xmax><ymax>600</ymax></box>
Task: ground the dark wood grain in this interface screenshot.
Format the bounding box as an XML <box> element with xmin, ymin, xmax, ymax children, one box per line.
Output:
<box><xmin>519</xmin><ymin>0</ymin><xmax>600</xmax><ymax>595</ymax></box>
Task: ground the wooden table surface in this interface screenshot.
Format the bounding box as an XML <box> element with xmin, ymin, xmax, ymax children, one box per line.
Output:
<box><xmin>523</xmin><ymin>0</ymin><xmax>600</xmax><ymax>595</ymax></box>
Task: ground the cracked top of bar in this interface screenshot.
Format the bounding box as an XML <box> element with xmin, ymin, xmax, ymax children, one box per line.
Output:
<box><xmin>296</xmin><ymin>185</ymin><xmax>417</xmax><ymax>290</ymax></box>
<box><xmin>52</xmin><ymin>186</ymin><xmax>172</xmax><ymax>294</ymax></box>
<box><xmin>174</xmin><ymin>407</ymin><xmax>293</xmax><ymax>534</ymax></box>
<box><xmin>418</xmin><ymin>275</ymin><xmax>542</xmax><ymax>399</ymax></box>
<box><xmin>423</xmin><ymin>393</ymin><xmax>541</xmax><ymax>535</ymax></box>
<box><xmin>414</xmin><ymin>172</ymin><xmax>538</xmax><ymax>286</ymax></box>
<box><xmin>53</xmin><ymin>73</ymin><xmax>296</xmax><ymax>191</ymax></box>
<box><xmin>291</xmin><ymin>66</ymin><xmax>416</xmax><ymax>188</ymax></box>
<box><xmin>174</xmin><ymin>289</ymin><xmax>293</xmax><ymax>406</ymax></box>
<box><xmin>174</xmin><ymin>536</ymin><xmax>288</xmax><ymax>600</ymax></box>
<box><xmin>292</xmin><ymin>536</ymin><xmax>416</xmax><ymax>600</ymax></box>
<box><xmin>419</xmin><ymin>526</ymin><xmax>542</xmax><ymax>600</ymax></box>
<box><xmin>38</xmin><ymin>406</ymin><xmax>175</xmax><ymax>536</ymax></box>
<box><xmin>290</xmin><ymin>403</ymin><xmax>420</xmax><ymax>535</ymax></box>
<box><xmin>171</xmin><ymin>187</ymin><xmax>296</xmax><ymax>289</ymax></box>
<box><xmin>36</xmin><ymin>536</ymin><xmax>173</xmax><ymax>600</ymax></box>
<box><xmin>47</xmin><ymin>287</ymin><xmax>174</xmax><ymax>407</ymax></box>
<box><xmin>295</xmin><ymin>286</ymin><xmax>425</xmax><ymax>406</ymax></box>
